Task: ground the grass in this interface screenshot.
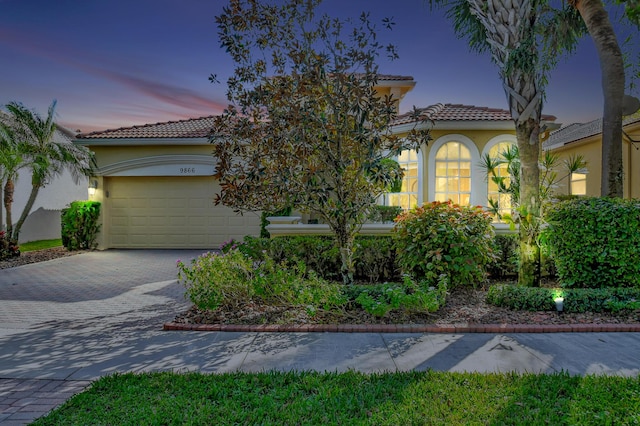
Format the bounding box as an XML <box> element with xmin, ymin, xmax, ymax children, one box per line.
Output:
<box><xmin>18</xmin><ymin>238</ymin><xmax>62</xmax><ymax>252</ymax></box>
<box><xmin>33</xmin><ymin>371</ymin><xmax>640</xmax><ymax>425</ymax></box>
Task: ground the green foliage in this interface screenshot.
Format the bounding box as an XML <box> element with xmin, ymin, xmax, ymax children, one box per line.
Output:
<box><xmin>487</xmin><ymin>284</ymin><xmax>640</xmax><ymax>313</ymax></box>
<box><xmin>366</xmin><ymin>205</ymin><xmax>403</xmax><ymax>223</ymax></box>
<box><xmin>393</xmin><ymin>201</ymin><xmax>497</xmax><ymax>287</ymax></box>
<box><xmin>543</xmin><ymin>197</ymin><xmax>640</xmax><ymax>288</ymax></box>
<box><xmin>239</xmin><ymin>235</ymin><xmax>400</xmax><ymax>283</ymax></box>
<box><xmin>0</xmin><ymin>230</ymin><xmax>20</xmax><ymax>260</ymax></box>
<box><xmin>177</xmin><ymin>249</ymin><xmax>345</xmax><ymax>313</ymax></box>
<box><xmin>177</xmin><ymin>250</ymin><xmax>254</xmax><ymax>311</ymax></box>
<box><xmin>488</xmin><ymin>234</ymin><xmax>519</xmax><ymax>278</ymax></box>
<box><xmin>34</xmin><ymin>371</ymin><xmax>640</xmax><ymax>425</ymax></box>
<box><xmin>61</xmin><ymin>201</ymin><xmax>101</xmax><ymax>251</ymax></box>
<box><xmin>348</xmin><ymin>275</ymin><xmax>448</xmax><ymax>318</ymax></box>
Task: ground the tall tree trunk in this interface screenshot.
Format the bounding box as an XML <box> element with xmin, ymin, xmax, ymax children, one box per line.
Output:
<box><xmin>3</xmin><ymin>179</ymin><xmax>14</xmax><ymax>237</ymax></box>
<box><xmin>11</xmin><ymin>183</ymin><xmax>40</xmax><ymax>243</ymax></box>
<box><xmin>516</xmin><ymin>120</ymin><xmax>542</xmax><ymax>287</ymax></box>
<box><xmin>572</xmin><ymin>0</ymin><xmax>625</xmax><ymax>197</ymax></box>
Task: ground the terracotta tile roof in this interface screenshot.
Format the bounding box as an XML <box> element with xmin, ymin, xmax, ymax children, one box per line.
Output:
<box><xmin>392</xmin><ymin>103</ymin><xmax>556</xmax><ymax>126</ymax></box>
<box><xmin>76</xmin><ymin>116</ymin><xmax>216</xmax><ymax>139</ymax></box>
<box><xmin>545</xmin><ymin>114</ymin><xmax>640</xmax><ymax>148</ymax></box>
<box><xmin>375</xmin><ymin>74</ymin><xmax>414</xmax><ymax>81</ymax></box>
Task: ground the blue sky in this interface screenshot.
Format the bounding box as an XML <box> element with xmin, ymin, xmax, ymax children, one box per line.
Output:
<box><xmin>0</xmin><ymin>0</ymin><xmax>637</xmax><ymax>133</ymax></box>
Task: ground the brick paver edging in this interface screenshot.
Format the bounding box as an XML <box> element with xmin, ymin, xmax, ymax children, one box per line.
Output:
<box><xmin>163</xmin><ymin>322</ymin><xmax>640</xmax><ymax>333</ymax></box>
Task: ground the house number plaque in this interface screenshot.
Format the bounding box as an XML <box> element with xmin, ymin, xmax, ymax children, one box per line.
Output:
<box><xmin>179</xmin><ymin>167</ymin><xmax>197</xmax><ymax>174</ymax></box>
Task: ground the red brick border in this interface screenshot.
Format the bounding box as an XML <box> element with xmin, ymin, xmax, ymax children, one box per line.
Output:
<box><xmin>163</xmin><ymin>322</ymin><xmax>640</xmax><ymax>333</ymax></box>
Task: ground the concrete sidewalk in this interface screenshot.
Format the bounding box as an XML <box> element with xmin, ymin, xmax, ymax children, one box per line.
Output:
<box><xmin>1</xmin><ymin>250</ymin><xmax>640</xmax><ymax>424</ymax></box>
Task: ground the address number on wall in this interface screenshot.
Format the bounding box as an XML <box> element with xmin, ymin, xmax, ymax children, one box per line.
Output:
<box><xmin>179</xmin><ymin>167</ymin><xmax>197</xmax><ymax>174</ymax></box>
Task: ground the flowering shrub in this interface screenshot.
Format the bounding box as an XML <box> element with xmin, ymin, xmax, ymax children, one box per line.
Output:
<box><xmin>0</xmin><ymin>231</ymin><xmax>20</xmax><ymax>260</ymax></box>
<box><xmin>393</xmin><ymin>201</ymin><xmax>497</xmax><ymax>287</ymax></box>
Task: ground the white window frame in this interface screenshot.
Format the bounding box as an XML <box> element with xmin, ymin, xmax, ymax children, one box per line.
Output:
<box><xmin>384</xmin><ymin>148</ymin><xmax>424</xmax><ymax>210</ymax></box>
<box><xmin>428</xmin><ymin>134</ymin><xmax>482</xmax><ymax>206</ymax></box>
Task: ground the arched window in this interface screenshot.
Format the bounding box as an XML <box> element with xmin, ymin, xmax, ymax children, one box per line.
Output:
<box><xmin>387</xmin><ymin>149</ymin><xmax>420</xmax><ymax>210</ymax></box>
<box><xmin>434</xmin><ymin>141</ymin><xmax>471</xmax><ymax>205</ymax></box>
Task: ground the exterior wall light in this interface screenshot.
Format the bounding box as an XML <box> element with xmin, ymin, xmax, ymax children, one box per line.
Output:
<box><xmin>88</xmin><ymin>179</ymin><xmax>98</xmax><ymax>197</ymax></box>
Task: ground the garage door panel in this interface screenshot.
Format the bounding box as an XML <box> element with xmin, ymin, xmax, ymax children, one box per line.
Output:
<box><xmin>106</xmin><ymin>176</ymin><xmax>260</xmax><ymax>248</ymax></box>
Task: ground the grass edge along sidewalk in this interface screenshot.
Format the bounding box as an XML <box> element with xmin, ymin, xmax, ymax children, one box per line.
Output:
<box><xmin>33</xmin><ymin>370</ymin><xmax>640</xmax><ymax>425</ymax></box>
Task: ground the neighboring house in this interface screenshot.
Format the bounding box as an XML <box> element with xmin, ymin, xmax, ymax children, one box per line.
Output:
<box><xmin>388</xmin><ymin>103</ymin><xmax>558</xmax><ymax>212</ymax></box>
<box><xmin>544</xmin><ymin>115</ymin><xmax>640</xmax><ymax>199</ymax></box>
<box><xmin>1</xmin><ymin>125</ymin><xmax>88</xmax><ymax>243</ymax></box>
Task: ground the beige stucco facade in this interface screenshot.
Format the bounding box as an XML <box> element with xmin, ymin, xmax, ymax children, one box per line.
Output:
<box><xmin>78</xmin><ymin>139</ymin><xmax>261</xmax><ymax>249</ymax></box>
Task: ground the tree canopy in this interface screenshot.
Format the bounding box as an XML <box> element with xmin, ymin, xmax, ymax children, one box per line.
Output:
<box><xmin>212</xmin><ymin>0</ymin><xmax>430</xmax><ymax>284</ymax></box>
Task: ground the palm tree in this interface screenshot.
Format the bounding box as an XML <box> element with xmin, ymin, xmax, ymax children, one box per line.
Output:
<box><xmin>0</xmin><ymin>114</ymin><xmax>25</xmax><ymax>237</ymax></box>
<box><xmin>569</xmin><ymin>0</ymin><xmax>625</xmax><ymax>197</ymax></box>
<box><xmin>3</xmin><ymin>101</ymin><xmax>94</xmax><ymax>244</ymax></box>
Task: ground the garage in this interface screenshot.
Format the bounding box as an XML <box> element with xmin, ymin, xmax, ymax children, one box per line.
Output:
<box><xmin>106</xmin><ymin>176</ymin><xmax>260</xmax><ymax>248</ymax></box>
<box><xmin>74</xmin><ymin>116</ymin><xmax>262</xmax><ymax>250</ymax></box>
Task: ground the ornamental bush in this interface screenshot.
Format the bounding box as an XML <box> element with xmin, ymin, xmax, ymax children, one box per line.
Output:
<box><xmin>543</xmin><ymin>197</ymin><xmax>640</xmax><ymax>288</ymax></box>
<box><xmin>239</xmin><ymin>235</ymin><xmax>400</xmax><ymax>283</ymax></box>
<box><xmin>393</xmin><ymin>201</ymin><xmax>497</xmax><ymax>287</ymax></box>
<box><xmin>177</xmin><ymin>249</ymin><xmax>345</xmax><ymax>313</ymax></box>
<box><xmin>487</xmin><ymin>284</ymin><xmax>640</xmax><ymax>313</ymax></box>
<box><xmin>61</xmin><ymin>201</ymin><xmax>101</xmax><ymax>250</ymax></box>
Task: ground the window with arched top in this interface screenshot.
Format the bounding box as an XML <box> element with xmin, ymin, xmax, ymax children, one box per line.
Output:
<box><xmin>387</xmin><ymin>149</ymin><xmax>420</xmax><ymax>210</ymax></box>
<box><xmin>434</xmin><ymin>141</ymin><xmax>471</xmax><ymax>205</ymax></box>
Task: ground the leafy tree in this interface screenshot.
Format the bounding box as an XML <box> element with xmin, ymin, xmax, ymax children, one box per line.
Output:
<box><xmin>0</xmin><ymin>101</ymin><xmax>94</xmax><ymax>245</ymax></box>
<box><xmin>212</xmin><ymin>0</ymin><xmax>429</xmax><ymax>284</ymax></box>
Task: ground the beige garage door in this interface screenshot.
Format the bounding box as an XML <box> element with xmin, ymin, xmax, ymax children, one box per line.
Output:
<box><xmin>106</xmin><ymin>176</ymin><xmax>260</xmax><ymax>248</ymax></box>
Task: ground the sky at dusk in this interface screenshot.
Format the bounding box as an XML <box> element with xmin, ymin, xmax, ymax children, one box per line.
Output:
<box><xmin>0</xmin><ymin>0</ymin><xmax>637</xmax><ymax>133</ymax></box>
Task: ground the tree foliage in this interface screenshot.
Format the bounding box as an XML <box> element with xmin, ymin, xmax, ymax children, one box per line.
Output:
<box><xmin>212</xmin><ymin>0</ymin><xmax>430</xmax><ymax>284</ymax></box>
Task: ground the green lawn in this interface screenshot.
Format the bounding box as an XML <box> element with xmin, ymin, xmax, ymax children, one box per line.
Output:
<box><xmin>33</xmin><ymin>371</ymin><xmax>640</xmax><ymax>425</ymax></box>
<box><xmin>19</xmin><ymin>238</ymin><xmax>62</xmax><ymax>252</ymax></box>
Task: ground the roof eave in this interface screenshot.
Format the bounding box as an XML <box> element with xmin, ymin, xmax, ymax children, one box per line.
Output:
<box><xmin>73</xmin><ymin>137</ymin><xmax>210</xmax><ymax>146</ymax></box>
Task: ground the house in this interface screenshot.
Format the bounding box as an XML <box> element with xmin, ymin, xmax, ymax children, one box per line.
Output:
<box><xmin>1</xmin><ymin>124</ymin><xmax>88</xmax><ymax>243</ymax></box>
<box><xmin>74</xmin><ymin>76</ymin><xmax>418</xmax><ymax>250</ymax></box>
<box><xmin>544</xmin><ymin>115</ymin><xmax>640</xmax><ymax>198</ymax></box>
<box><xmin>387</xmin><ymin>103</ymin><xmax>557</xmax><ymax>212</ymax></box>
<box><xmin>76</xmin><ymin>76</ymin><xmax>561</xmax><ymax>249</ymax></box>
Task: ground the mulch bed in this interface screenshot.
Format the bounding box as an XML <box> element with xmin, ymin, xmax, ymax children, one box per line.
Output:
<box><xmin>172</xmin><ymin>286</ymin><xmax>640</xmax><ymax>327</ymax></box>
<box><xmin>0</xmin><ymin>247</ymin><xmax>84</xmax><ymax>270</ymax></box>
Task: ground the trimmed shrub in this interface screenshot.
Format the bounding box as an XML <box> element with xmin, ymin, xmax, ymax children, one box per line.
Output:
<box><xmin>367</xmin><ymin>205</ymin><xmax>403</xmax><ymax>223</ymax></box>
<box><xmin>393</xmin><ymin>201</ymin><xmax>497</xmax><ymax>287</ymax></box>
<box><xmin>239</xmin><ymin>235</ymin><xmax>400</xmax><ymax>283</ymax></box>
<box><xmin>487</xmin><ymin>284</ymin><xmax>640</xmax><ymax>313</ymax></box>
<box><xmin>61</xmin><ymin>201</ymin><xmax>101</xmax><ymax>250</ymax></box>
<box><xmin>543</xmin><ymin>197</ymin><xmax>640</xmax><ymax>288</ymax></box>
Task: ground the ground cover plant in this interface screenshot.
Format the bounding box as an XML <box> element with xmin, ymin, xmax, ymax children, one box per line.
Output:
<box><xmin>33</xmin><ymin>371</ymin><xmax>640</xmax><ymax>425</ymax></box>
